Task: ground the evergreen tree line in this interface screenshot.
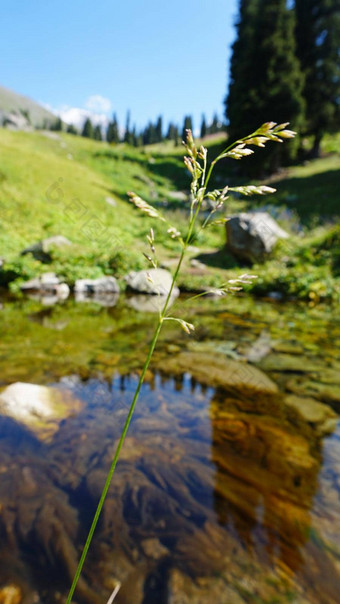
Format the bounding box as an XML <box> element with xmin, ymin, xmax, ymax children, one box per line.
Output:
<box><xmin>225</xmin><ymin>0</ymin><xmax>340</xmax><ymax>172</ymax></box>
<box><xmin>50</xmin><ymin>111</ymin><xmax>225</xmax><ymax>146</ymax></box>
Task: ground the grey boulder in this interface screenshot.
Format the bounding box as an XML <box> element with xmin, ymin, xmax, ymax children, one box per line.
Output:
<box><xmin>20</xmin><ymin>273</ymin><xmax>69</xmax><ymax>301</ymax></box>
<box><xmin>74</xmin><ymin>276</ymin><xmax>119</xmax><ymax>294</ymax></box>
<box><xmin>125</xmin><ymin>268</ymin><xmax>179</xmax><ymax>297</ymax></box>
<box><xmin>226</xmin><ymin>212</ymin><xmax>289</xmax><ymax>263</ymax></box>
<box><xmin>21</xmin><ymin>235</ymin><xmax>72</xmax><ymax>262</ymax></box>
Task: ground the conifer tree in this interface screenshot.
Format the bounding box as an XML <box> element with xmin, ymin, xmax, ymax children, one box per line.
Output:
<box><xmin>173</xmin><ymin>126</ymin><xmax>179</xmax><ymax>147</ymax></box>
<box><xmin>20</xmin><ymin>109</ymin><xmax>31</xmax><ymax>124</ymax></box>
<box><xmin>142</xmin><ymin>122</ymin><xmax>158</xmax><ymax>145</ymax></box>
<box><xmin>82</xmin><ymin>118</ymin><xmax>94</xmax><ymax>139</ymax></box>
<box><xmin>142</xmin><ymin>124</ymin><xmax>150</xmax><ymax>145</ymax></box>
<box><xmin>113</xmin><ymin>114</ymin><xmax>120</xmax><ymax>143</ymax></box>
<box><xmin>107</xmin><ymin>114</ymin><xmax>119</xmax><ymax>144</ymax></box>
<box><xmin>166</xmin><ymin>123</ymin><xmax>179</xmax><ymax>145</ymax></box>
<box><xmin>135</xmin><ymin>132</ymin><xmax>143</xmax><ymax>147</ymax></box>
<box><xmin>181</xmin><ymin>116</ymin><xmax>193</xmax><ymax>142</ymax></box>
<box><xmin>226</xmin><ymin>0</ymin><xmax>305</xmax><ymax>172</ymax></box>
<box><xmin>131</xmin><ymin>125</ymin><xmax>137</xmax><ymax>146</ymax></box>
<box><xmin>124</xmin><ymin>110</ymin><xmax>131</xmax><ymax>143</ymax></box>
<box><xmin>166</xmin><ymin>123</ymin><xmax>175</xmax><ymax>140</ymax></box>
<box><xmin>148</xmin><ymin>123</ymin><xmax>157</xmax><ymax>144</ymax></box>
<box><xmin>226</xmin><ymin>0</ymin><xmax>260</xmax><ymax>142</ymax></box>
<box><xmin>200</xmin><ymin>115</ymin><xmax>207</xmax><ymax>138</ymax></box>
<box><xmin>210</xmin><ymin>113</ymin><xmax>220</xmax><ymax>134</ymax></box>
<box><xmin>166</xmin><ymin>123</ymin><xmax>173</xmax><ymax>140</ymax></box>
<box><xmin>106</xmin><ymin>122</ymin><xmax>114</xmax><ymax>143</ymax></box>
<box><xmin>155</xmin><ymin>116</ymin><xmax>163</xmax><ymax>142</ymax></box>
<box><xmin>295</xmin><ymin>0</ymin><xmax>340</xmax><ymax>156</ymax></box>
<box><xmin>93</xmin><ymin>125</ymin><xmax>102</xmax><ymax>141</ymax></box>
<box><xmin>51</xmin><ymin>117</ymin><xmax>63</xmax><ymax>131</ymax></box>
<box><xmin>66</xmin><ymin>124</ymin><xmax>77</xmax><ymax>135</ymax></box>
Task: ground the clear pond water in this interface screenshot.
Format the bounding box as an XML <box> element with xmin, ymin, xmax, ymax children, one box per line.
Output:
<box><xmin>0</xmin><ymin>293</ymin><xmax>339</xmax><ymax>604</ymax></box>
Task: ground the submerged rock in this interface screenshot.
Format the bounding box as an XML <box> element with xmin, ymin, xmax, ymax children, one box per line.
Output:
<box><xmin>141</xmin><ymin>538</ymin><xmax>169</xmax><ymax>560</ymax></box>
<box><xmin>287</xmin><ymin>377</ymin><xmax>340</xmax><ymax>411</ymax></box>
<box><xmin>156</xmin><ymin>351</ymin><xmax>278</xmax><ymax>395</ymax></box>
<box><xmin>272</xmin><ymin>341</ymin><xmax>305</xmax><ymax>355</ymax></box>
<box><xmin>284</xmin><ymin>395</ymin><xmax>337</xmax><ymax>436</ymax></box>
<box><xmin>0</xmin><ymin>454</ymin><xmax>100</xmax><ymax>603</ymax></box>
<box><xmin>259</xmin><ymin>353</ymin><xmax>321</xmax><ymax>373</ymax></box>
<box><xmin>168</xmin><ymin>568</ymin><xmax>246</xmax><ymax>604</ymax></box>
<box><xmin>125</xmin><ymin>268</ymin><xmax>179</xmax><ymax>297</ymax></box>
<box><xmin>187</xmin><ymin>340</ymin><xmax>242</xmax><ymax>360</ymax></box>
<box><xmin>244</xmin><ymin>330</ymin><xmax>272</xmax><ymax>363</ymax></box>
<box><xmin>313</xmin><ymin>366</ymin><xmax>340</xmax><ymax>386</ymax></box>
<box><xmin>0</xmin><ymin>382</ymin><xmax>83</xmax><ymax>440</ymax></box>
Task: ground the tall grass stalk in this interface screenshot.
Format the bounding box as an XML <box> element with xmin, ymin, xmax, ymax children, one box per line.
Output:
<box><xmin>66</xmin><ymin>123</ymin><xmax>295</xmax><ymax>603</ymax></box>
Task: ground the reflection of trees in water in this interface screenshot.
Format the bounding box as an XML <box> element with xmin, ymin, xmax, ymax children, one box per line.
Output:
<box><xmin>211</xmin><ymin>387</ymin><xmax>318</xmax><ymax>568</ymax></box>
<box><xmin>0</xmin><ymin>374</ymin><xmax>340</xmax><ymax>603</ymax></box>
<box><xmin>210</xmin><ymin>386</ymin><xmax>340</xmax><ymax>600</ymax></box>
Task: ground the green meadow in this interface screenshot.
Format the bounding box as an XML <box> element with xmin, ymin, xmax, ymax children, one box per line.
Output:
<box><xmin>0</xmin><ymin>128</ymin><xmax>339</xmax><ymax>301</ymax></box>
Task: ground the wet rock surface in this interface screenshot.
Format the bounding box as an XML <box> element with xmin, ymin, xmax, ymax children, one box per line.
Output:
<box><xmin>284</xmin><ymin>394</ymin><xmax>337</xmax><ymax>435</ymax></box>
<box><xmin>259</xmin><ymin>352</ymin><xmax>322</xmax><ymax>373</ymax></box>
<box><xmin>156</xmin><ymin>351</ymin><xmax>278</xmax><ymax>395</ymax></box>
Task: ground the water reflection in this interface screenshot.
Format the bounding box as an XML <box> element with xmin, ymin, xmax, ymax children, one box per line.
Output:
<box><xmin>211</xmin><ymin>390</ymin><xmax>319</xmax><ymax>571</ymax></box>
<box><xmin>0</xmin><ymin>296</ymin><xmax>339</xmax><ymax>603</ymax></box>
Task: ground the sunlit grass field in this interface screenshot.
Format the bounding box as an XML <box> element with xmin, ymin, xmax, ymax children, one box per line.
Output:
<box><xmin>0</xmin><ymin>127</ymin><xmax>339</xmax><ymax>299</ymax></box>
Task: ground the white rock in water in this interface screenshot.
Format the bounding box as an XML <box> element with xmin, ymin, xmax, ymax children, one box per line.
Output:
<box><xmin>0</xmin><ymin>382</ymin><xmax>82</xmax><ymax>440</ymax></box>
<box><xmin>0</xmin><ymin>383</ymin><xmax>55</xmax><ymax>420</ymax></box>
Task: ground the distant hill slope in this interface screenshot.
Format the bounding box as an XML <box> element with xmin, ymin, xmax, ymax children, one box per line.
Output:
<box><xmin>0</xmin><ymin>84</ymin><xmax>57</xmax><ymax>128</ymax></box>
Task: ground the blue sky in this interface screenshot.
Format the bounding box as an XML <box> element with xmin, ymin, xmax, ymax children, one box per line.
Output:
<box><xmin>0</xmin><ymin>0</ymin><xmax>238</xmax><ymax>131</ymax></box>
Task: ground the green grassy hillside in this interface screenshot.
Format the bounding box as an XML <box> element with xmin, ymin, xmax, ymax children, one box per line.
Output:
<box><xmin>0</xmin><ymin>128</ymin><xmax>202</xmax><ymax>286</ymax></box>
<box><xmin>0</xmin><ymin>127</ymin><xmax>339</xmax><ymax>301</ymax></box>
